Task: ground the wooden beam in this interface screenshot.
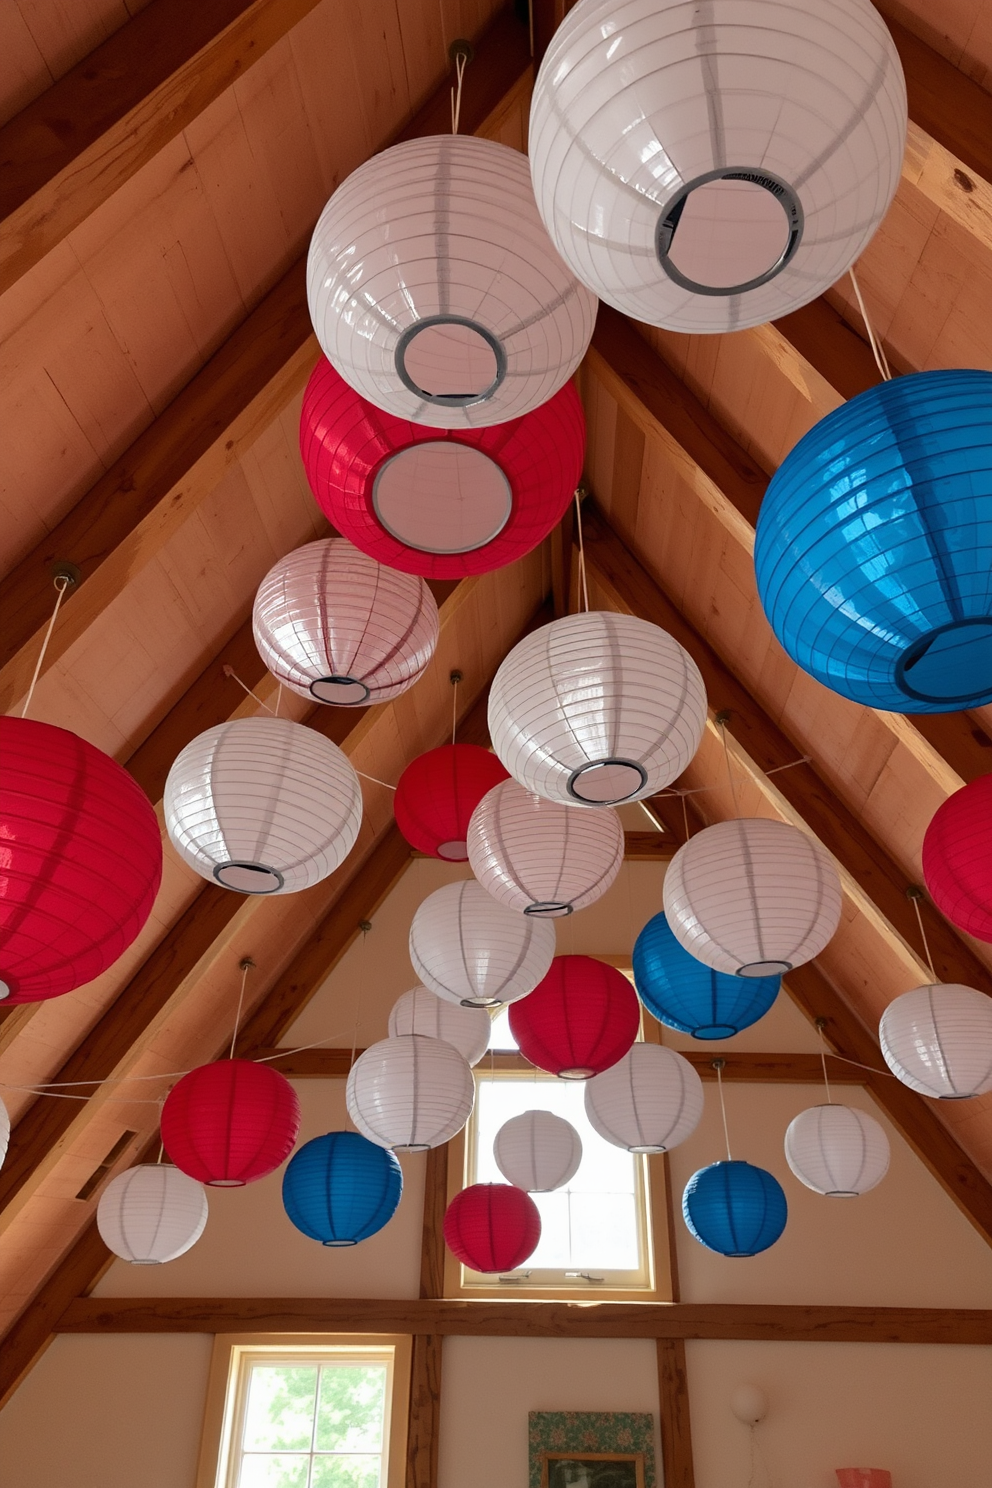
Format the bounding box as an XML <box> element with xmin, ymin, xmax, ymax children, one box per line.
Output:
<box><xmin>879</xmin><ymin>11</ymin><xmax>992</xmax><ymax>189</ymax></box>
<box><xmin>657</xmin><ymin>1340</ymin><xmax>695</xmax><ymax>1488</ymax></box>
<box><xmin>420</xmin><ymin>1145</ymin><xmax>449</xmax><ymax>1303</ymax></box>
<box><xmin>406</xmin><ymin>1334</ymin><xmax>443</xmax><ymax>1488</ymax></box>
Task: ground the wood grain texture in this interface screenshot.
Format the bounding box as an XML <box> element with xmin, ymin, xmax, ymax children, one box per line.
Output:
<box><xmin>880</xmin><ymin>12</ymin><xmax>992</xmax><ymax>188</ymax></box>
<box><xmin>405</xmin><ymin>1333</ymin><xmax>443</xmax><ymax>1488</ymax></box>
<box><xmin>420</xmin><ymin>1145</ymin><xmax>449</xmax><ymax>1302</ymax></box>
<box><xmin>656</xmin><ymin>1339</ymin><xmax>695</xmax><ymax>1488</ymax></box>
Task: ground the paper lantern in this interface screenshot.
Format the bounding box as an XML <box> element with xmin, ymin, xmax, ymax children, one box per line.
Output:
<box><xmin>785</xmin><ymin>1105</ymin><xmax>889</xmax><ymax>1196</ymax></box>
<box><xmin>467</xmin><ymin>779</ymin><xmax>624</xmax><ymax>917</ymax></box>
<box><xmin>836</xmin><ymin>1474</ymin><xmax>891</xmax><ymax>1488</ymax></box>
<box><xmin>494</xmin><ymin>1110</ymin><xmax>583</xmax><ymax>1191</ymax></box>
<box><xmin>282</xmin><ymin>1131</ymin><xmax>402</xmax><ymax>1246</ymax></box>
<box><xmin>922</xmin><ymin>776</ymin><xmax>992</xmax><ymax>942</ymax></box>
<box><xmin>443</xmin><ymin>1183</ymin><xmax>541</xmax><ymax>1272</ymax></box>
<box><xmin>164</xmin><ymin>717</ymin><xmax>362</xmax><ymax>894</ymax></box>
<box><xmin>161</xmin><ymin>1060</ymin><xmax>301</xmax><ymax>1186</ymax></box>
<box><xmin>529</xmin><ymin>0</ymin><xmax>905</xmax><ymax>333</ymax></box>
<box><xmin>301</xmin><ymin>359</ymin><xmax>586</xmax><ymax>578</ymax></box>
<box><xmin>307</xmin><ymin>135</ymin><xmax>596</xmax><ymax>428</ymax></box>
<box><xmin>409</xmin><ymin>880</ymin><xmax>555</xmax><ymax>1008</ymax></box>
<box><xmin>756</xmin><ymin>370</ymin><xmax>992</xmax><ymax>712</ymax></box>
<box><xmin>489</xmin><ymin>612</ymin><xmax>707</xmax><ymax>805</ymax></box>
<box><xmin>96</xmin><ymin>1165</ymin><xmax>208</xmax><ymax>1265</ymax></box>
<box><xmin>394</xmin><ymin>745</ymin><xmax>508</xmax><ymax>861</ymax></box>
<box><xmin>0</xmin><ymin>1097</ymin><xmax>8</xmax><ymax>1171</ymax></box>
<box><xmin>585</xmin><ymin>1043</ymin><xmax>703</xmax><ymax>1153</ymax></box>
<box><xmin>632</xmin><ymin>911</ymin><xmax>780</xmax><ymax>1038</ymax></box>
<box><xmin>664</xmin><ymin>819</ymin><xmax>841</xmax><ymax>977</ymax></box>
<box><xmin>388</xmin><ymin>986</ymin><xmax>491</xmax><ymax>1066</ymax></box>
<box><xmin>0</xmin><ymin>717</ymin><xmax>162</xmax><ymax>1004</ymax></box>
<box><xmin>253</xmin><ymin>538</ymin><xmax>438</xmax><ymax>705</ymax></box>
<box><xmin>346</xmin><ymin>1035</ymin><xmax>475</xmax><ymax>1151</ymax></box>
<box><xmin>508</xmin><ymin>955</ymin><xmax>640</xmax><ymax>1079</ymax></box>
<box><xmin>879</xmin><ymin>984</ymin><xmax>992</xmax><ymax>1099</ymax></box>
<box><xmin>683</xmin><ymin>1160</ymin><xmax>787</xmax><ymax>1256</ymax></box>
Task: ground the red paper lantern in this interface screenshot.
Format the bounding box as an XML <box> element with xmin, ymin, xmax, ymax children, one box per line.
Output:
<box><xmin>0</xmin><ymin>717</ymin><xmax>162</xmax><ymax>1004</ymax></box>
<box><xmin>923</xmin><ymin>775</ymin><xmax>992</xmax><ymax>941</ymax></box>
<box><xmin>509</xmin><ymin>955</ymin><xmax>640</xmax><ymax>1079</ymax></box>
<box><xmin>443</xmin><ymin>1183</ymin><xmax>541</xmax><ymax>1272</ymax></box>
<box><xmin>161</xmin><ymin>1060</ymin><xmax>301</xmax><ymax>1186</ymax></box>
<box><xmin>300</xmin><ymin>358</ymin><xmax>585</xmax><ymax>578</ymax></box>
<box><xmin>394</xmin><ymin>745</ymin><xmax>509</xmax><ymax>861</ymax></box>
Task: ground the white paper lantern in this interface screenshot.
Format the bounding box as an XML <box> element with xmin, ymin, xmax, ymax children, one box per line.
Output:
<box><xmin>0</xmin><ymin>1096</ymin><xmax>9</xmax><ymax>1170</ymax></box>
<box><xmin>409</xmin><ymin>880</ymin><xmax>556</xmax><ymax>1007</ymax></box>
<box><xmin>96</xmin><ymin>1164</ymin><xmax>208</xmax><ymax>1264</ymax></box>
<box><xmin>494</xmin><ymin>1110</ymin><xmax>583</xmax><ymax>1192</ymax></box>
<box><xmin>529</xmin><ymin>0</ymin><xmax>906</xmax><ymax>334</ymax></box>
<box><xmin>488</xmin><ymin>612</ymin><xmax>707</xmax><ymax>806</ymax></box>
<box><xmin>346</xmin><ymin>1035</ymin><xmax>475</xmax><ymax>1150</ymax></box>
<box><xmin>253</xmin><ymin>538</ymin><xmax>438</xmax><ymax>706</ymax></box>
<box><xmin>880</xmin><ymin>984</ymin><xmax>992</xmax><ymax>1099</ymax></box>
<box><xmin>584</xmin><ymin>1043</ymin><xmax>703</xmax><ymax>1153</ymax></box>
<box><xmin>664</xmin><ymin>819</ymin><xmax>841</xmax><ymax>976</ymax></box>
<box><xmin>165</xmin><ymin>717</ymin><xmax>362</xmax><ymax>894</ymax></box>
<box><xmin>307</xmin><ymin>134</ymin><xmax>597</xmax><ymax>428</ymax></box>
<box><xmin>784</xmin><ymin>1104</ymin><xmax>889</xmax><ymax>1196</ymax></box>
<box><xmin>388</xmin><ymin>986</ymin><xmax>491</xmax><ymax>1066</ymax></box>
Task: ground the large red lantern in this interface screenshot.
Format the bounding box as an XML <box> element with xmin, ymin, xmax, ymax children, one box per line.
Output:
<box><xmin>300</xmin><ymin>358</ymin><xmax>585</xmax><ymax>578</ymax></box>
<box><xmin>161</xmin><ymin>1060</ymin><xmax>301</xmax><ymax>1186</ymax></box>
<box><xmin>923</xmin><ymin>775</ymin><xmax>992</xmax><ymax>941</ymax></box>
<box><xmin>443</xmin><ymin>1183</ymin><xmax>541</xmax><ymax>1272</ymax></box>
<box><xmin>509</xmin><ymin>955</ymin><xmax>640</xmax><ymax>1079</ymax></box>
<box><xmin>394</xmin><ymin>745</ymin><xmax>508</xmax><ymax>861</ymax></box>
<box><xmin>0</xmin><ymin>717</ymin><xmax>162</xmax><ymax>1004</ymax></box>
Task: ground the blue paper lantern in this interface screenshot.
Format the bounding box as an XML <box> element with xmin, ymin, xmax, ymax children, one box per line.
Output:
<box><xmin>682</xmin><ymin>1160</ymin><xmax>787</xmax><ymax>1257</ymax></box>
<box><xmin>632</xmin><ymin>912</ymin><xmax>779</xmax><ymax>1039</ymax></box>
<box><xmin>282</xmin><ymin>1131</ymin><xmax>402</xmax><ymax>1246</ymax></box>
<box><xmin>755</xmin><ymin>369</ymin><xmax>992</xmax><ymax>712</ymax></box>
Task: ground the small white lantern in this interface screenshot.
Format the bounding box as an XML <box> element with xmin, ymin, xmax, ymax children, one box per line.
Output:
<box><xmin>388</xmin><ymin>986</ymin><xmax>491</xmax><ymax>1067</ymax></box>
<box><xmin>494</xmin><ymin>1110</ymin><xmax>583</xmax><ymax>1192</ymax></box>
<box><xmin>664</xmin><ymin>818</ymin><xmax>841</xmax><ymax>976</ymax></box>
<box><xmin>409</xmin><ymin>880</ymin><xmax>555</xmax><ymax>1007</ymax></box>
<box><xmin>0</xmin><ymin>1096</ymin><xmax>9</xmax><ymax>1170</ymax></box>
<box><xmin>346</xmin><ymin>1035</ymin><xmax>475</xmax><ymax>1151</ymax></box>
<box><xmin>584</xmin><ymin>1043</ymin><xmax>704</xmax><ymax>1153</ymax></box>
<box><xmin>784</xmin><ymin>1104</ymin><xmax>889</xmax><ymax>1196</ymax></box>
<box><xmin>253</xmin><ymin>538</ymin><xmax>438</xmax><ymax>706</ymax></box>
<box><xmin>880</xmin><ymin>984</ymin><xmax>992</xmax><ymax>1099</ymax></box>
<box><xmin>467</xmin><ymin>778</ymin><xmax>624</xmax><ymax>917</ymax></box>
<box><xmin>96</xmin><ymin>1164</ymin><xmax>208</xmax><ymax>1264</ymax></box>
<box><xmin>488</xmin><ymin>612</ymin><xmax>707</xmax><ymax>806</ymax></box>
<box><xmin>165</xmin><ymin>717</ymin><xmax>362</xmax><ymax>894</ymax></box>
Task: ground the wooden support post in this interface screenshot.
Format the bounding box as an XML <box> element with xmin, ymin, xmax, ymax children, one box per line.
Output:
<box><xmin>657</xmin><ymin>1339</ymin><xmax>696</xmax><ymax>1488</ymax></box>
<box><xmin>406</xmin><ymin>1333</ymin><xmax>444</xmax><ymax>1488</ymax></box>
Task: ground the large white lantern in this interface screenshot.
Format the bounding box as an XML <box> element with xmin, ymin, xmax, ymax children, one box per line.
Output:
<box><xmin>494</xmin><ymin>1110</ymin><xmax>583</xmax><ymax>1191</ymax></box>
<box><xmin>467</xmin><ymin>779</ymin><xmax>624</xmax><ymax>917</ymax></box>
<box><xmin>307</xmin><ymin>134</ymin><xmax>597</xmax><ymax>427</ymax></box>
<box><xmin>346</xmin><ymin>1035</ymin><xmax>475</xmax><ymax>1151</ymax></box>
<box><xmin>879</xmin><ymin>984</ymin><xmax>992</xmax><ymax>1099</ymax></box>
<box><xmin>253</xmin><ymin>538</ymin><xmax>438</xmax><ymax>706</ymax></box>
<box><xmin>165</xmin><ymin>717</ymin><xmax>362</xmax><ymax>894</ymax></box>
<box><xmin>388</xmin><ymin>986</ymin><xmax>491</xmax><ymax>1066</ymax></box>
<box><xmin>584</xmin><ymin>1043</ymin><xmax>703</xmax><ymax>1153</ymax></box>
<box><xmin>488</xmin><ymin>613</ymin><xmax>707</xmax><ymax>806</ymax></box>
<box><xmin>409</xmin><ymin>880</ymin><xmax>555</xmax><ymax>1007</ymax></box>
<box><xmin>96</xmin><ymin>1164</ymin><xmax>208</xmax><ymax>1264</ymax></box>
<box><xmin>784</xmin><ymin>1104</ymin><xmax>889</xmax><ymax>1196</ymax></box>
<box><xmin>0</xmin><ymin>1096</ymin><xmax>9</xmax><ymax>1170</ymax></box>
<box><xmin>664</xmin><ymin>819</ymin><xmax>841</xmax><ymax>976</ymax></box>
<box><xmin>529</xmin><ymin>0</ymin><xmax>906</xmax><ymax>334</ymax></box>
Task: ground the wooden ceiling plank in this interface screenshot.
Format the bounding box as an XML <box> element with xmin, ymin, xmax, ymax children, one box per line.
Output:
<box><xmin>880</xmin><ymin>11</ymin><xmax>992</xmax><ymax>189</ymax></box>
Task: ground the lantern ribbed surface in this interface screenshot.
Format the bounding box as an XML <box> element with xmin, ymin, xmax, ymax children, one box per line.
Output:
<box><xmin>252</xmin><ymin>538</ymin><xmax>438</xmax><ymax>706</ymax></box>
<box><xmin>489</xmin><ymin>612</ymin><xmax>707</xmax><ymax>806</ymax></box>
<box><xmin>784</xmin><ymin>1105</ymin><xmax>890</xmax><ymax>1197</ymax></box>
<box><xmin>388</xmin><ymin>986</ymin><xmax>491</xmax><ymax>1066</ymax></box>
<box><xmin>307</xmin><ymin>135</ymin><xmax>596</xmax><ymax>428</ymax></box>
<box><xmin>282</xmin><ymin>1131</ymin><xmax>403</xmax><ymax>1246</ymax></box>
<box><xmin>467</xmin><ymin>779</ymin><xmax>624</xmax><ymax>918</ymax></box>
<box><xmin>755</xmin><ymin>370</ymin><xmax>992</xmax><ymax>712</ymax></box>
<box><xmin>682</xmin><ymin>1160</ymin><xmax>788</xmax><ymax>1256</ymax></box>
<box><xmin>161</xmin><ymin>1060</ymin><xmax>301</xmax><ymax>1186</ymax></box>
<box><xmin>529</xmin><ymin>0</ymin><xmax>905</xmax><ymax>334</ymax></box>
<box><xmin>96</xmin><ymin>1165</ymin><xmax>208</xmax><ymax>1265</ymax></box>
<box><xmin>585</xmin><ymin>1043</ymin><xmax>704</xmax><ymax>1154</ymax></box>
<box><xmin>664</xmin><ymin>819</ymin><xmax>842</xmax><ymax>977</ymax></box>
<box><xmin>346</xmin><ymin>1035</ymin><xmax>475</xmax><ymax>1151</ymax></box>
<box><xmin>922</xmin><ymin>776</ymin><xmax>992</xmax><ymax>942</ymax></box>
<box><xmin>632</xmin><ymin>911</ymin><xmax>780</xmax><ymax>1038</ymax></box>
<box><xmin>409</xmin><ymin>880</ymin><xmax>555</xmax><ymax>1008</ymax></box>
<box><xmin>493</xmin><ymin>1110</ymin><xmax>583</xmax><ymax>1192</ymax></box>
<box><xmin>301</xmin><ymin>360</ymin><xmax>586</xmax><ymax>577</ymax></box>
<box><xmin>0</xmin><ymin>717</ymin><xmax>162</xmax><ymax>1004</ymax></box>
<box><xmin>164</xmin><ymin>717</ymin><xmax>362</xmax><ymax>895</ymax></box>
<box><xmin>443</xmin><ymin>1183</ymin><xmax>542</xmax><ymax>1272</ymax></box>
<box><xmin>394</xmin><ymin>745</ymin><xmax>509</xmax><ymax>862</ymax></box>
<box><xmin>879</xmin><ymin>984</ymin><xmax>992</xmax><ymax>1099</ymax></box>
<box><xmin>0</xmin><ymin>1097</ymin><xmax>8</xmax><ymax>1171</ymax></box>
<box><xmin>508</xmin><ymin>955</ymin><xmax>640</xmax><ymax>1079</ymax></box>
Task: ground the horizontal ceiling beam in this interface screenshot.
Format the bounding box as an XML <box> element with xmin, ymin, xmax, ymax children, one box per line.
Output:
<box><xmin>880</xmin><ymin>11</ymin><xmax>992</xmax><ymax>188</ymax></box>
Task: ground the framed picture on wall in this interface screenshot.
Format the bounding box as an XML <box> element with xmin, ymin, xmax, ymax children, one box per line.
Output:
<box><xmin>540</xmin><ymin>1450</ymin><xmax>646</xmax><ymax>1488</ymax></box>
<box><xmin>529</xmin><ymin>1413</ymin><xmax>657</xmax><ymax>1488</ymax></box>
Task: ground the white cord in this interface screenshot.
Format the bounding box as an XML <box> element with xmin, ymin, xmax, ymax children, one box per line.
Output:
<box><xmin>849</xmin><ymin>266</ymin><xmax>892</xmax><ymax>381</ymax></box>
<box><xmin>20</xmin><ymin>575</ymin><xmax>71</xmax><ymax>718</ymax></box>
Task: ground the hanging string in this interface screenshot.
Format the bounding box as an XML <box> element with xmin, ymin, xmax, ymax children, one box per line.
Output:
<box><xmin>716</xmin><ymin>713</ymin><xmax>742</xmax><ymax>819</ymax></box>
<box><xmin>451</xmin><ymin>669</ymin><xmax>461</xmax><ymax>745</ymax></box>
<box><xmin>714</xmin><ymin>1060</ymin><xmax>733</xmax><ymax>1161</ymax></box>
<box><xmin>450</xmin><ymin>47</ymin><xmax>468</xmax><ymax>133</ymax></box>
<box><xmin>229</xmin><ymin>957</ymin><xmax>254</xmax><ymax>1059</ymax></box>
<box><xmin>681</xmin><ymin>790</ymin><xmax>690</xmax><ymax>843</ymax></box>
<box><xmin>355</xmin><ymin>768</ymin><xmax>396</xmax><ymax>791</ymax></box>
<box><xmin>815</xmin><ymin>1019</ymin><xmax>834</xmax><ymax>1105</ymax></box>
<box><xmin>274</xmin><ymin>684</ymin><xmax>283</xmax><ymax>718</ymax></box>
<box><xmin>849</xmin><ymin>266</ymin><xmax>892</xmax><ymax>382</ymax></box>
<box><xmin>573</xmin><ymin>490</ymin><xmax>590</xmax><ymax>613</ymax></box>
<box><xmin>20</xmin><ymin>573</ymin><xmax>72</xmax><ymax>719</ymax></box>
<box><xmin>222</xmin><ymin>665</ymin><xmax>277</xmax><ymax>715</ymax></box>
<box><xmin>908</xmin><ymin>888</ymin><xmax>937</xmax><ymax>980</ymax></box>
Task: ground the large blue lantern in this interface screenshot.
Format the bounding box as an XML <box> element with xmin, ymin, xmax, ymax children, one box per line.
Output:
<box><xmin>682</xmin><ymin>1160</ymin><xmax>787</xmax><ymax>1256</ymax></box>
<box><xmin>755</xmin><ymin>369</ymin><xmax>992</xmax><ymax>712</ymax></box>
<box><xmin>282</xmin><ymin>1131</ymin><xmax>402</xmax><ymax>1246</ymax></box>
<box><xmin>632</xmin><ymin>912</ymin><xmax>779</xmax><ymax>1039</ymax></box>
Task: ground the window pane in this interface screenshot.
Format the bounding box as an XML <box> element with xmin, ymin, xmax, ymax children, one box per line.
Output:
<box><xmin>315</xmin><ymin>1366</ymin><xmax>386</xmax><ymax>1452</ymax></box>
<box><xmin>487</xmin><ymin>1006</ymin><xmax>518</xmax><ymax>1051</ymax></box>
<box><xmin>243</xmin><ymin>1366</ymin><xmax>317</xmax><ymax>1452</ymax></box>
<box><xmin>311</xmin><ymin>1455</ymin><xmax>382</xmax><ymax>1488</ymax></box>
<box><xmin>238</xmin><ymin>1454</ymin><xmax>310</xmax><ymax>1488</ymax></box>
